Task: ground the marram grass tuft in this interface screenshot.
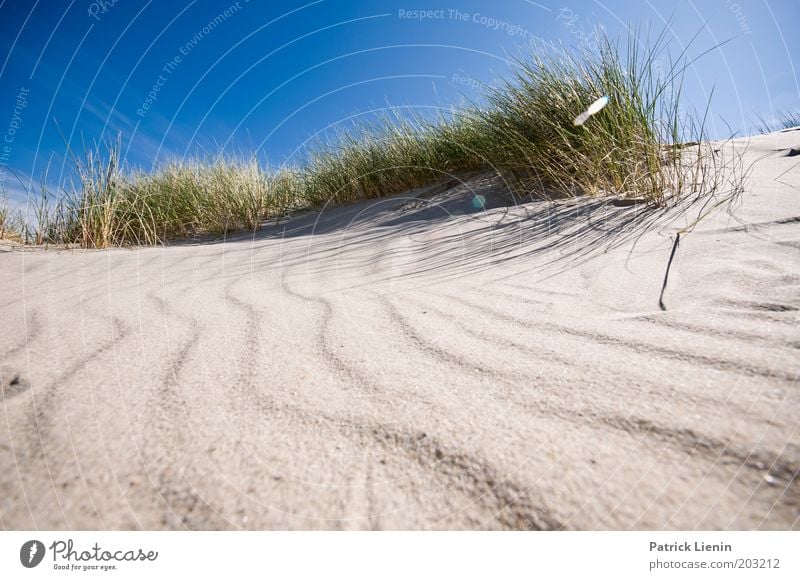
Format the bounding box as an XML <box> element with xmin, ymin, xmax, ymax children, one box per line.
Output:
<box><xmin>22</xmin><ymin>28</ymin><xmax>743</xmax><ymax>248</ymax></box>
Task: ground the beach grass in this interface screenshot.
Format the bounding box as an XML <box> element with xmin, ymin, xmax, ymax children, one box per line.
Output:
<box><xmin>757</xmin><ymin>110</ymin><xmax>800</xmax><ymax>133</ymax></box>
<box><xmin>19</xmin><ymin>28</ymin><xmax>742</xmax><ymax>248</ymax></box>
<box><xmin>0</xmin><ymin>191</ymin><xmax>25</xmax><ymax>242</ymax></box>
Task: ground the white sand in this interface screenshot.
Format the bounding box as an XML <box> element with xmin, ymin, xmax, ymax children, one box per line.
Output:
<box><xmin>1</xmin><ymin>130</ymin><xmax>798</xmax><ymax>530</ymax></box>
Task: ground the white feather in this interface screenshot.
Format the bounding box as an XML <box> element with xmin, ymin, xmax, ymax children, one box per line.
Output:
<box><xmin>587</xmin><ymin>95</ymin><xmax>610</xmax><ymax>115</ymax></box>
<box><xmin>572</xmin><ymin>111</ymin><xmax>590</xmax><ymax>126</ymax></box>
<box><xmin>573</xmin><ymin>96</ymin><xmax>610</xmax><ymax>126</ymax></box>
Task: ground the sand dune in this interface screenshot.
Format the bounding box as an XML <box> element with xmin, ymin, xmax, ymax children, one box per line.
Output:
<box><xmin>1</xmin><ymin>130</ymin><xmax>798</xmax><ymax>530</ymax></box>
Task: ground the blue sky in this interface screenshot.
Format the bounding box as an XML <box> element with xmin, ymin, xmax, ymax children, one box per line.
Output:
<box><xmin>1</xmin><ymin>0</ymin><xmax>798</xmax><ymax>203</ymax></box>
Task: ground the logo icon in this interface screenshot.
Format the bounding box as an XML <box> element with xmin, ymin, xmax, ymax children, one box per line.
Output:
<box><xmin>20</xmin><ymin>540</ymin><xmax>45</xmax><ymax>568</ymax></box>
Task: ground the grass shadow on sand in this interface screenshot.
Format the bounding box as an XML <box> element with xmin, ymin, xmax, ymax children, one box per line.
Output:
<box><xmin>185</xmin><ymin>170</ymin><xmax>738</xmax><ymax>291</ymax></box>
